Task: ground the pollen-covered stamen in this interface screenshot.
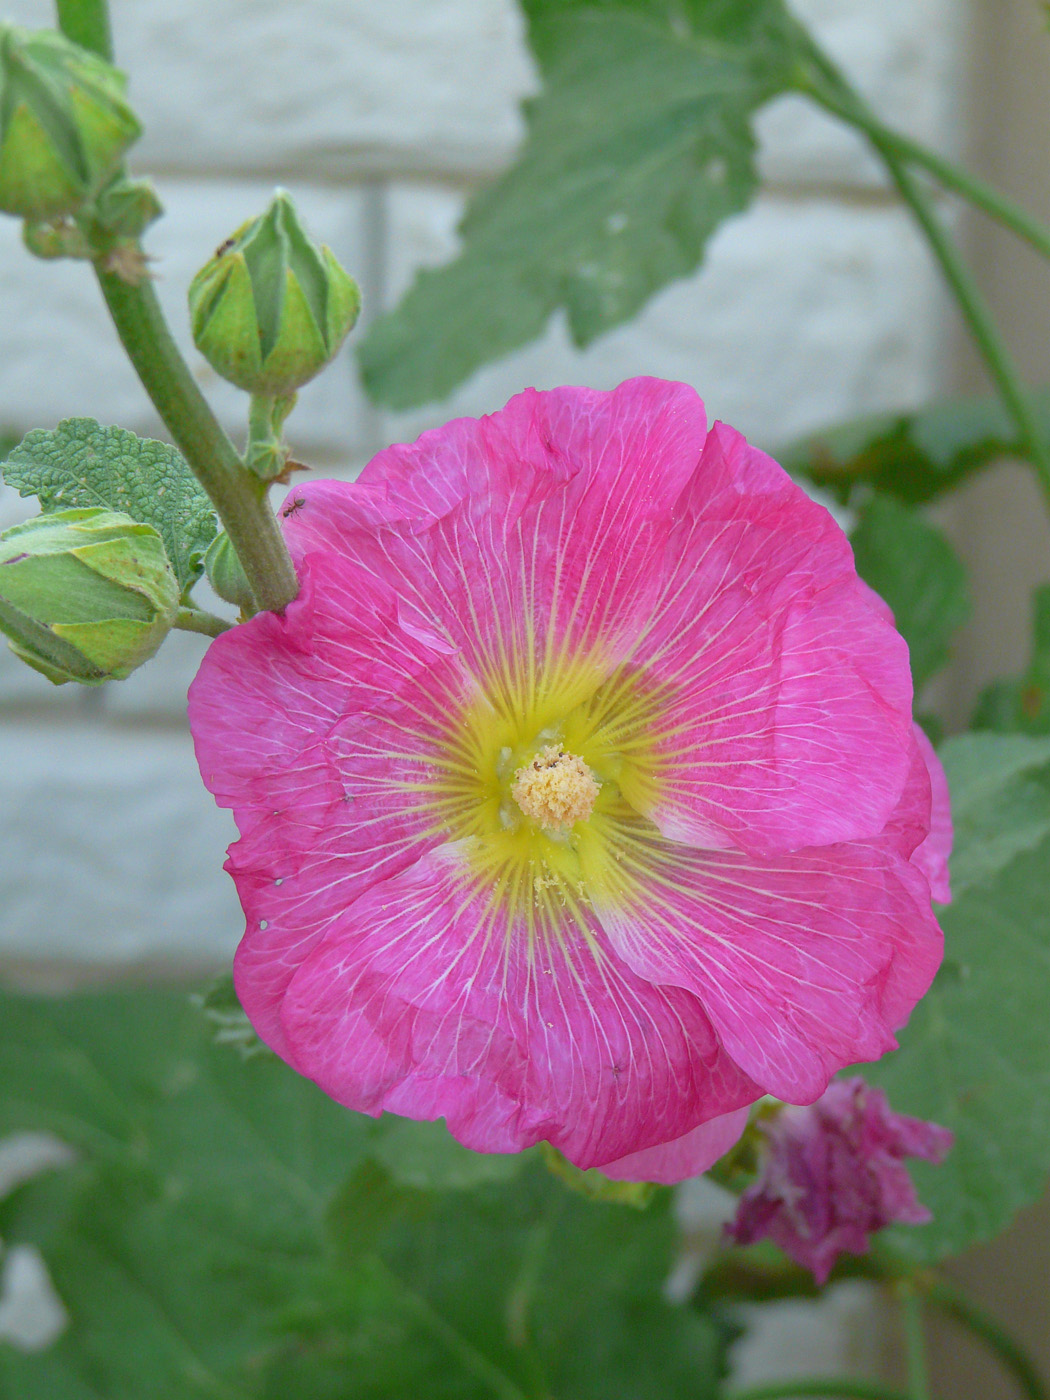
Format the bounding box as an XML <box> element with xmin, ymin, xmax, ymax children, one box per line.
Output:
<box><xmin>511</xmin><ymin>744</ymin><xmax>600</xmax><ymax>832</ymax></box>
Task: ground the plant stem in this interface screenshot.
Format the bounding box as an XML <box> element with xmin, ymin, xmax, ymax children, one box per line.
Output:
<box><xmin>54</xmin><ymin>0</ymin><xmax>112</xmax><ymax>59</ymax></box>
<box><xmin>245</xmin><ymin>393</ymin><xmax>291</xmax><ymax>480</ymax></box>
<box><xmin>798</xmin><ymin>43</ymin><xmax>1050</xmax><ymax>515</ymax></box>
<box><xmin>174</xmin><ymin>607</ymin><xmax>234</xmax><ymax>638</ymax></box>
<box><xmin>95</xmin><ymin>271</ymin><xmax>298</xmax><ymax>614</ymax></box>
<box><xmin>925</xmin><ymin>1280</ymin><xmax>1047</xmax><ymax>1400</ymax></box>
<box><xmin>900</xmin><ymin>1287</ymin><xmax>931</xmax><ymax>1400</ymax></box>
<box><xmin>809</xmin><ymin>90</ymin><xmax>1050</xmax><ymax>266</ymax></box>
<box><xmin>877</xmin><ymin>155</ymin><xmax>1050</xmax><ymax>514</ymax></box>
<box><xmin>55</xmin><ymin>0</ymin><xmax>299</xmax><ymax>616</ymax></box>
<box><xmin>727</xmin><ymin>1381</ymin><xmax>916</xmax><ymax>1400</ymax></box>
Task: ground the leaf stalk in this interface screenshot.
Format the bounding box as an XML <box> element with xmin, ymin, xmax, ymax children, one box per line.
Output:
<box><xmin>797</xmin><ymin>41</ymin><xmax>1050</xmax><ymax>516</ymax></box>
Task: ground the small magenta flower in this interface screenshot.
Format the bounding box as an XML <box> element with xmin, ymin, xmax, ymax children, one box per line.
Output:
<box><xmin>189</xmin><ymin>378</ymin><xmax>950</xmax><ymax>1180</ymax></box>
<box><xmin>726</xmin><ymin>1077</ymin><xmax>953</xmax><ymax>1280</ymax></box>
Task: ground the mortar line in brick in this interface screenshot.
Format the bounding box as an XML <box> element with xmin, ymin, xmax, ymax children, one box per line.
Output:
<box><xmin>136</xmin><ymin>161</ymin><xmax>915</xmax><ymax>206</ymax></box>
<box><xmin>137</xmin><ymin>163</ymin><xmax>937</xmax><ymax>216</ymax></box>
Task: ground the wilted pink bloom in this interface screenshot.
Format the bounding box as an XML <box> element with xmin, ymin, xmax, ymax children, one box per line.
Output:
<box><xmin>726</xmin><ymin>1077</ymin><xmax>954</xmax><ymax>1281</ymax></box>
<box><xmin>189</xmin><ymin>378</ymin><xmax>950</xmax><ymax>1181</ymax></box>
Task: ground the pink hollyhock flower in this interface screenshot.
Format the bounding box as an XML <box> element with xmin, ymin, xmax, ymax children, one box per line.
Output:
<box><xmin>188</xmin><ymin>377</ymin><xmax>951</xmax><ymax>1182</ymax></box>
<box><xmin>726</xmin><ymin>1077</ymin><xmax>954</xmax><ymax>1281</ymax></box>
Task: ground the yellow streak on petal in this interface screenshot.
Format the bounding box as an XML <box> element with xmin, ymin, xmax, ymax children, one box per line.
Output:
<box><xmin>419</xmin><ymin>652</ymin><xmax>675</xmax><ymax>933</ymax></box>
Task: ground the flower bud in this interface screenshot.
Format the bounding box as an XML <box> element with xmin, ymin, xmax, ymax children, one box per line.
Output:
<box><xmin>0</xmin><ymin>508</ymin><xmax>179</xmax><ymax>685</ymax></box>
<box><xmin>0</xmin><ymin>25</ymin><xmax>141</xmax><ymax>222</ymax></box>
<box><xmin>188</xmin><ymin>190</ymin><xmax>361</xmax><ymax>396</ymax></box>
<box><xmin>204</xmin><ymin>532</ymin><xmax>254</xmax><ymax>614</ymax></box>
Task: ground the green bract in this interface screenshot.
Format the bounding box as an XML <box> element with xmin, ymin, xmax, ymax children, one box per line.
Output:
<box><xmin>204</xmin><ymin>531</ymin><xmax>254</xmax><ymax>613</ymax></box>
<box><xmin>0</xmin><ymin>507</ymin><xmax>179</xmax><ymax>685</ymax></box>
<box><xmin>188</xmin><ymin>189</ymin><xmax>361</xmax><ymax>396</ymax></box>
<box><xmin>0</xmin><ymin>24</ymin><xmax>140</xmax><ymax>222</ymax></box>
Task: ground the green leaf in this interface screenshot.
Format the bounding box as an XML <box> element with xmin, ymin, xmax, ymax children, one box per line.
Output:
<box><xmin>937</xmin><ymin>732</ymin><xmax>1050</xmax><ymax>898</ymax></box>
<box><xmin>1</xmin><ymin>418</ymin><xmax>218</xmax><ymax>590</ymax></box>
<box><xmin>849</xmin><ymin>496</ymin><xmax>970</xmax><ymax>692</ymax></box>
<box><xmin>359</xmin><ymin>0</ymin><xmax>802</xmax><ymax>408</ymax></box>
<box><xmin>191</xmin><ymin>970</ymin><xmax>273</xmax><ymax>1061</ymax></box>
<box><xmin>863</xmin><ymin>732</ymin><xmax>1050</xmax><ymax>1261</ymax></box>
<box><xmin>0</xmin><ymin>986</ymin><xmax>726</xmax><ymax>1398</ymax></box>
<box><xmin>325</xmin><ymin>1161</ymin><xmax>726</xmax><ymax>1400</ymax></box>
<box><xmin>974</xmin><ymin>584</ymin><xmax>1050</xmax><ymax>735</ymax></box>
<box><xmin>0</xmin><ymin>986</ymin><xmax>372</xmax><ymax>1399</ymax></box>
<box><xmin>779</xmin><ymin>389</ymin><xmax>1050</xmax><ymax>506</ymax></box>
<box><xmin>370</xmin><ymin>1116</ymin><xmax>529</xmax><ymax>1191</ymax></box>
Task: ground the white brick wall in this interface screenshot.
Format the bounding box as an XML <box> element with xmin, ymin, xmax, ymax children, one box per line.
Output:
<box><xmin>0</xmin><ymin>719</ymin><xmax>240</xmax><ymax>965</ymax></box>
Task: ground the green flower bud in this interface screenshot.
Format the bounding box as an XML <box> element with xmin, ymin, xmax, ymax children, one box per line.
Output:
<box><xmin>204</xmin><ymin>532</ymin><xmax>254</xmax><ymax>613</ymax></box>
<box><xmin>0</xmin><ymin>25</ymin><xmax>141</xmax><ymax>222</ymax></box>
<box><xmin>188</xmin><ymin>190</ymin><xmax>361</xmax><ymax>396</ymax></box>
<box><xmin>0</xmin><ymin>508</ymin><xmax>179</xmax><ymax>685</ymax></box>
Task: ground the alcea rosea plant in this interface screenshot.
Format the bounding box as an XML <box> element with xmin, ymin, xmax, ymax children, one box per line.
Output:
<box><xmin>0</xmin><ymin>3</ymin><xmax>1049</xmax><ymax>1398</ymax></box>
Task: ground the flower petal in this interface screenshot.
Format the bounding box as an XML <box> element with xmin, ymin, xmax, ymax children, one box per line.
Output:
<box><xmin>727</xmin><ymin>1077</ymin><xmax>953</xmax><ymax>1283</ymax></box>
<box><xmin>190</xmin><ymin>553</ymin><xmax>474</xmax><ymax>1054</ymax></box>
<box><xmin>278</xmin><ymin>840</ymin><xmax>760</xmax><ymax>1170</ymax></box>
<box><xmin>596</xmin><ymin>1107</ymin><xmax>750</xmax><ymax>1184</ymax></box>
<box><xmin>909</xmin><ymin>725</ymin><xmax>952</xmax><ymax>903</ymax></box>
<box><xmin>278</xmin><ymin>379</ymin><xmax>710</xmax><ymax>692</ymax></box>
<box><xmin>629</xmin><ymin>422</ymin><xmax>914</xmax><ymax>855</ymax></box>
<box><xmin>594</xmin><ymin>829</ymin><xmax>943</xmax><ymax>1102</ymax></box>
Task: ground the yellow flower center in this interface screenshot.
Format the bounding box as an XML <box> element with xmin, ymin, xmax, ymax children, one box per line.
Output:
<box><xmin>511</xmin><ymin>745</ymin><xmax>600</xmax><ymax>832</ymax></box>
<box><xmin>412</xmin><ymin>650</ymin><xmax>674</xmax><ymax>924</ymax></box>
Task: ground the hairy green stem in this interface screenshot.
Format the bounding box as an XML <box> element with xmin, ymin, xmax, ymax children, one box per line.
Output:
<box><xmin>901</xmin><ymin>1287</ymin><xmax>931</xmax><ymax>1400</ymax></box>
<box><xmin>875</xmin><ymin>148</ymin><xmax>1050</xmax><ymax>513</ymax></box>
<box><xmin>95</xmin><ymin>271</ymin><xmax>298</xmax><ymax>613</ymax></box>
<box><xmin>55</xmin><ymin>0</ymin><xmax>299</xmax><ymax>615</ymax></box>
<box><xmin>727</xmin><ymin>1380</ymin><xmax>917</xmax><ymax>1400</ymax></box>
<box><xmin>925</xmin><ymin>1281</ymin><xmax>1047</xmax><ymax>1400</ymax></box>
<box><xmin>247</xmin><ymin>394</ymin><xmax>277</xmax><ymax>452</ymax></box>
<box><xmin>245</xmin><ymin>393</ymin><xmax>292</xmax><ymax>480</ymax></box>
<box><xmin>798</xmin><ymin>43</ymin><xmax>1050</xmax><ymax>515</ymax></box>
<box><xmin>810</xmin><ymin>89</ymin><xmax>1050</xmax><ymax>265</ymax></box>
<box><xmin>54</xmin><ymin>0</ymin><xmax>112</xmax><ymax>59</ymax></box>
<box><xmin>174</xmin><ymin>607</ymin><xmax>234</xmax><ymax>638</ymax></box>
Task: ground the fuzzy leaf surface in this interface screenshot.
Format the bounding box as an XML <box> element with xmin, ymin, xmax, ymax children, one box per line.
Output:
<box><xmin>2</xmin><ymin>419</ymin><xmax>218</xmax><ymax>590</ymax></box>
